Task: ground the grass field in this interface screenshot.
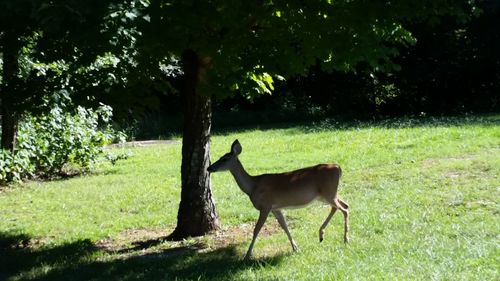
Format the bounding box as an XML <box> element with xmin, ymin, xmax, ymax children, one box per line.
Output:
<box><xmin>1</xmin><ymin>115</ymin><xmax>499</xmax><ymax>280</ymax></box>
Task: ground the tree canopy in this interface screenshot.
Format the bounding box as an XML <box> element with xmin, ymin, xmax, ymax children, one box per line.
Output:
<box><xmin>134</xmin><ymin>0</ymin><xmax>473</xmax><ymax>97</ymax></box>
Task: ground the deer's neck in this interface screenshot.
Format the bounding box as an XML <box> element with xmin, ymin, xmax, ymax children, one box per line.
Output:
<box><xmin>230</xmin><ymin>158</ymin><xmax>255</xmax><ymax>195</ymax></box>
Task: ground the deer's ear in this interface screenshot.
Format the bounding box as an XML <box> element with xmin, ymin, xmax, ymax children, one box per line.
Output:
<box><xmin>231</xmin><ymin>139</ymin><xmax>242</xmax><ymax>155</ymax></box>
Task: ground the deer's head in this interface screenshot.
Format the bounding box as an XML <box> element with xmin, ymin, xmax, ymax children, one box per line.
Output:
<box><xmin>207</xmin><ymin>139</ymin><xmax>242</xmax><ymax>173</ymax></box>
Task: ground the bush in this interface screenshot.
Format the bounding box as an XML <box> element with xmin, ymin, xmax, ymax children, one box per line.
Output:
<box><xmin>0</xmin><ymin>149</ymin><xmax>35</xmax><ymax>184</ymax></box>
<box><xmin>1</xmin><ymin>96</ymin><xmax>127</xmax><ymax>185</ymax></box>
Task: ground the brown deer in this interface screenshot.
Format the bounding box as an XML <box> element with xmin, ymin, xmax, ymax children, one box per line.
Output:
<box><xmin>208</xmin><ymin>140</ymin><xmax>349</xmax><ymax>260</ymax></box>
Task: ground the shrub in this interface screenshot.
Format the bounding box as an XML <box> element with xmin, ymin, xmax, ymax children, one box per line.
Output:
<box><xmin>1</xmin><ymin>96</ymin><xmax>127</xmax><ymax>184</ymax></box>
<box><xmin>0</xmin><ymin>149</ymin><xmax>35</xmax><ymax>184</ymax></box>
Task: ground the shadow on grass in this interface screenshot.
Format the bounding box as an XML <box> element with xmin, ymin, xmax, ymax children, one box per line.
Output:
<box><xmin>0</xmin><ymin>232</ymin><xmax>96</xmax><ymax>281</ymax></box>
<box><xmin>0</xmin><ymin>231</ymin><xmax>285</xmax><ymax>281</ymax></box>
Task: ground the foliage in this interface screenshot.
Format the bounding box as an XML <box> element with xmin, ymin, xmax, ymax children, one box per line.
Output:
<box><xmin>2</xmin><ymin>1</ymin><xmax>482</xmax><ymax>151</ymax></box>
<box><xmin>270</xmin><ymin>0</ymin><xmax>499</xmax><ymax>117</ymax></box>
<box><xmin>103</xmin><ymin>0</ymin><xmax>486</xmax><ymax>140</ymax></box>
<box><xmin>1</xmin><ymin>3</ymin><xmax>144</xmax><ymax>116</ymax></box>
<box><xmin>383</xmin><ymin>0</ymin><xmax>500</xmax><ymax>114</ymax></box>
<box><xmin>0</xmin><ymin>115</ymin><xmax>498</xmax><ymax>280</ymax></box>
<box><xmin>0</xmin><ymin>95</ymin><xmax>126</xmax><ymax>184</ymax></box>
<box><xmin>194</xmin><ymin>0</ymin><xmax>497</xmax><ymax>125</ymax></box>
<box><xmin>0</xmin><ymin>149</ymin><xmax>35</xmax><ymax>184</ymax></box>
<box><xmin>131</xmin><ymin>0</ymin><xmax>475</xmax><ymax>98</ymax></box>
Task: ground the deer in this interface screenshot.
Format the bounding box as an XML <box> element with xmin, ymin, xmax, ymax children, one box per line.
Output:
<box><xmin>207</xmin><ymin>139</ymin><xmax>349</xmax><ymax>260</ymax></box>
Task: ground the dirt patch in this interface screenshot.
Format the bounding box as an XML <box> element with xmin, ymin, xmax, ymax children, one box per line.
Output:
<box><xmin>421</xmin><ymin>154</ymin><xmax>476</xmax><ymax>167</ymax></box>
<box><xmin>95</xmin><ymin>228</ymin><xmax>171</xmax><ymax>253</ymax></box>
<box><xmin>443</xmin><ymin>171</ymin><xmax>463</xmax><ymax>179</ymax></box>
<box><xmin>94</xmin><ymin>222</ymin><xmax>282</xmax><ymax>259</ymax></box>
<box><xmin>209</xmin><ymin>221</ymin><xmax>281</xmax><ymax>250</ymax></box>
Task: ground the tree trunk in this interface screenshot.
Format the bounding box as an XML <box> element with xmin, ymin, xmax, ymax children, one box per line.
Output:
<box><xmin>168</xmin><ymin>50</ymin><xmax>220</xmax><ymax>240</ymax></box>
<box><xmin>0</xmin><ymin>30</ymin><xmax>20</xmax><ymax>152</ymax></box>
<box><xmin>1</xmin><ymin>107</ymin><xmax>17</xmax><ymax>152</ymax></box>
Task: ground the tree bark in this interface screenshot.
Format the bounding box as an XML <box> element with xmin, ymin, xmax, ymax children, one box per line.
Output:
<box><xmin>168</xmin><ymin>50</ymin><xmax>220</xmax><ymax>240</ymax></box>
<box><xmin>1</xmin><ymin>107</ymin><xmax>17</xmax><ymax>152</ymax></box>
<box><xmin>0</xmin><ymin>30</ymin><xmax>20</xmax><ymax>152</ymax></box>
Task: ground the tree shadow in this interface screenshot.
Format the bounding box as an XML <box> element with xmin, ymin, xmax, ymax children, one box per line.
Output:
<box><xmin>111</xmin><ymin>236</ymin><xmax>171</xmax><ymax>255</ymax></box>
<box><xmin>0</xmin><ymin>231</ymin><xmax>285</xmax><ymax>281</ymax></box>
<box><xmin>0</xmin><ymin>231</ymin><xmax>97</xmax><ymax>281</ymax></box>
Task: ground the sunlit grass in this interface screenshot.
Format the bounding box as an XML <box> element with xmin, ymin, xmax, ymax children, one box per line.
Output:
<box><xmin>1</xmin><ymin>115</ymin><xmax>498</xmax><ymax>280</ymax></box>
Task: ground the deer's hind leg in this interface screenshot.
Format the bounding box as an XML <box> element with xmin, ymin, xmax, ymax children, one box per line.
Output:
<box><xmin>319</xmin><ymin>206</ymin><xmax>338</xmax><ymax>242</ymax></box>
<box><xmin>334</xmin><ymin>197</ymin><xmax>349</xmax><ymax>243</ymax></box>
<box><xmin>318</xmin><ymin>196</ymin><xmax>349</xmax><ymax>243</ymax></box>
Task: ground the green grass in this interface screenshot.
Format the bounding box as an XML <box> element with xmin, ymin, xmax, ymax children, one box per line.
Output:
<box><xmin>1</xmin><ymin>115</ymin><xmax>499</xmax><ymax>280</ymax></box>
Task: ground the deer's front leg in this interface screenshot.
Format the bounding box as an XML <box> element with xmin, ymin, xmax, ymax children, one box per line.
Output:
<box><xmin>273</xmin><ymin>210</ymin><xmax>298</xmax><ymax>251</ymax></box>
<box><xmin>244</xmin><ymin>208</ymin><xmax>270</xmax><ymax>260</ymax></box>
